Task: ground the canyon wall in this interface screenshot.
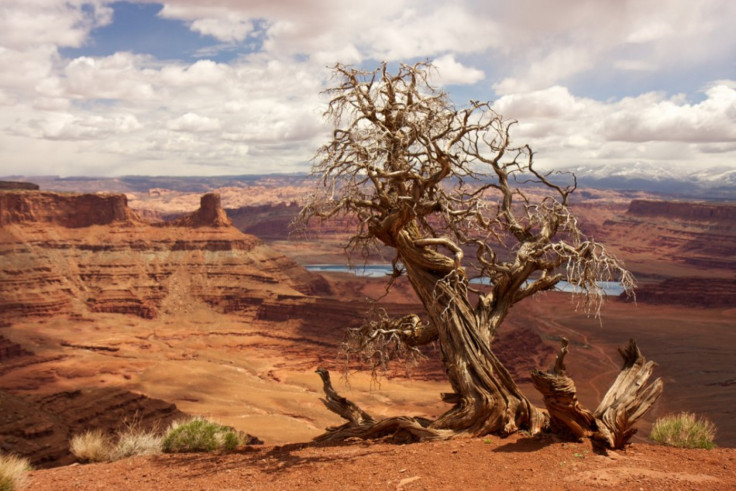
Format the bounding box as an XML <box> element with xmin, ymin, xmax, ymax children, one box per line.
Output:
<box><xmin>627</xmin><ymin>199</ymin><xmax>736</xmax><ymax>222</ymax></box>
<box><xmin>0</xmin><ymin>191</ymin><xmax>329</xmax><ymax>320</ymax></box>
<box><xmin>595</xmin><ymin>199</ymin><xmax>736</xmax><ymax>278</ymax></box>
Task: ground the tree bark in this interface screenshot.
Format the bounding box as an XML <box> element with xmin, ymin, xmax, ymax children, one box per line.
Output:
<box><xmin>396</xmin><ymin>229</ymin><xmax>547</xmax><ymax>436</ymax></box>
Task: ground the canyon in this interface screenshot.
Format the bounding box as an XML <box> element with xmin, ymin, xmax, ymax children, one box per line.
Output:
<box><xmin>0</xmin><ymin>178</ymin><xmax>734</xmax><ymax>471</ymax></box>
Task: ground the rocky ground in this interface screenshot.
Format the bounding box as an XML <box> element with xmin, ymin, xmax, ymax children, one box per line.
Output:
<box><xmin>27</xmin><ymin>434</ymin><xmax>736</xmax><ymax>490</ymax></box>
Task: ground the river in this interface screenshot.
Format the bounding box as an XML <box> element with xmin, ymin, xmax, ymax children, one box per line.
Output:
<box><xmin>305</xmin><ymin>264</ymin><xmax>626</xmax><ymax>296</ymax></box>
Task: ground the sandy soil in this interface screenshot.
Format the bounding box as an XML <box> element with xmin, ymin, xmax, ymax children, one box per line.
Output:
<box><xmin>27</xmin><ymin>434</ymin><xmax>736</xmax><ymax>490</ymax></box>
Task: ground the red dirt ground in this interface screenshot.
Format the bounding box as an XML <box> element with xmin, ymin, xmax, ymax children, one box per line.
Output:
<box><xmin>27</xmin><ymin>434</ymin><xmax>736</xmax><ymax>490</ymax></box>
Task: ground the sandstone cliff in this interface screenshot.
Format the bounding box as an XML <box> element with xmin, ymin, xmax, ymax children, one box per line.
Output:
<box><xmin>0</xmin><ymin>191</ymin><xmax>139</xmax><ymax>227</ymax></box>
<box><xmin>627</xmin><ymin>199</ymin><xmax>736</xmax><ymax>222</ymax></box>
<box><xmin>0</xmin><ymin>191</ymin><xmax>329</xmax><ymax>319</ymax></box>
<box><xmin>596</xmin><ymin>199</ymin><xmax>736</xmax><ymax>277</ymax></box>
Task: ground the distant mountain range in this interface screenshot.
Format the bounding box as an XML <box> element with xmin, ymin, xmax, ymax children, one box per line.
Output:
<box><xmin>2</xmin><ymin>165</ymin><xmax>735</xmax><ymax>200</ymax></box>
<box><xmin>558</xmin><ymin>163</ymin><xmax>736</xmax><ymax>199</ymax></box>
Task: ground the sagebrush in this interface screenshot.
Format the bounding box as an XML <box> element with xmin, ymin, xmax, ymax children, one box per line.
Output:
<box><xmin>162</xmin><ymin>418</ymin><xmax>246</xmax><ymax>453</ymax></box>
<box><xmin>650</xmin><ymin>412</ymin><xmax>717</xmax><ymax>449</ymax></box>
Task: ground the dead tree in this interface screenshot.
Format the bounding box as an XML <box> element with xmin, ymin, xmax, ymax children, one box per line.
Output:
<box><xmin>299</xmin><ymin>62</ymin><xmax>662</xmax><ymax>448</ymax></box>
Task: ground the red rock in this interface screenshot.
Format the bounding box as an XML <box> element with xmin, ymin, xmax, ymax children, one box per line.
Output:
<box><xmin>0</xmin><ymin>190</ymin><xmax>329</xmax><ymax>319</ymax></box>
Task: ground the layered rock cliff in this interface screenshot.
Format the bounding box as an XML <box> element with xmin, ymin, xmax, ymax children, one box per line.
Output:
<box><xmin>598</xmin><ymin>199</ymin><xmax>736</xmax><ymax>276</ymax></box>
<box><xmin>0</xmin><ymin>191</ymin><xmax>329</xmax><ymax>320</ymax></box>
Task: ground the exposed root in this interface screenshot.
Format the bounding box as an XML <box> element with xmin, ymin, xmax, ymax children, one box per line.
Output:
<box><xmin>314</xmin><ymin>368</ymin><xmax>452</xmax><ymax>444</ymax></box>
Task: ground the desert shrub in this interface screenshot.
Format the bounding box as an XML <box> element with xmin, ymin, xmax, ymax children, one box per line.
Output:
<box><xmin>71</xmin><ymin>424</ymin><xmax>164</xmax><ymax>462</ymax></box>
<box><xmin>162</xmin><ymin>418</ymin><xmax>245</xmax><ymax>453</ymax></box>
<box><xmin>70</xmin><ymin>430</ymin><xmax>113</xmax><ymax>462</ymax></box>
<box><xmin>110</xmin><ymin>429</ymin><xmax>163</xmax><ymax>460</ymax></box>
<box><xmin>650</xmin><ymin>412</ymin><xmax>717</xmax><ymax>449</ymax></box>
<box><xmin>0</xmin><ymin>454</ymin><xmax>32</xmax><ymax>491</ymax></box>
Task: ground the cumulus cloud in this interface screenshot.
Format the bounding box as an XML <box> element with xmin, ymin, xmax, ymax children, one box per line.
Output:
<box><xmin>492</xmin><ymin>81</ymin><xmax>736</xmax><ymax>172</ymax></box>
<box><xmin>13</xmin><ymin>112</ymin><xmax>141</xmax><ymax>141</ymax></box>
<box><xmin>0</xmin><ymin>0</ymin><xmax>734</xmax><ymax>178</ymax></box>
<box><xmin>64</xmin><ymin>53</ymin><xmax>156</xmax><ymax>100</ymax></box>
<box><xmin>167</xmin><ymin>112</ymin><xmax>221</xmax><ymax>132</ymax></box>
<box><xmin>432</xmin><ymin>55</ymin><xmax>485</xmax><ymax>86</ymax></box>
<box><xmin>603</xmin><ymin>84</ymin><xmax>736</xmax><ymax>143</ymax></box>
<box><xmin>0</xmin><ymin>0</ymin><xmax>112</xmax><ymax>49</ymax></box>
<box><xmin>159</xmin><ymin>4</ymin><xmax>256</xmax><ymax>42</ymax></box>
<box><xmin>486</xmin><ymin>0</ymin><xmax>736</xmax><ymax>93</ymax></box>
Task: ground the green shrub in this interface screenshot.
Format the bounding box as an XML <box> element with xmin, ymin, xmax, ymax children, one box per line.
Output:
<box><xmin>162</xmin><ymin>418</ymin><xmax>246</xmax><ymax>453</ymax></box>
<box><xmin>70</xmin><ymin>430</ymin><xmax>113</xmax><ymax>462</ymax></box>
<box><xmin>0</xmin><ymin>454</ymin><xmax>32</xmax><ymax>491</ymax></box>
<box><xmin>650</xmin><ymin>412</ymin><xmax>717</xmax><ymax>449</ymax></box>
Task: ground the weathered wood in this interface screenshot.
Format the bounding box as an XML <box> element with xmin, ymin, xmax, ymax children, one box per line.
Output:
<box><xmin>314</xmin><ymin>368</ymin><xmax>451</xmax><ymax>443</ymax></box>
<box><xmin>315</xmin><ymin>368</ymin><xmax>374</xmax><ymax>426</ymax></box>
<box><xmin>302</xmin><ymin>62</ymin><xmax>650</xmax><ymax>447</ymax></box>
<box><xmin>592</xmin><ymin>340</ymin><xmax>664</xmax><ymax>448</ymax></box>
<box><xmin>531</xmin><ymin>338</ymin><xmax>663</xmax><ymax>449</ymax></box>
<box><xmin>531</xmin><ymin>338</ymin><xmax>595</xmax><ymax>439</ymax></box>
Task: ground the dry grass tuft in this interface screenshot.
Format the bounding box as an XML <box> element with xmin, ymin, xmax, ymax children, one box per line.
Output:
<box><xmin>0</xmin><ymin>454</ymin><xmax>32</xmax><ymax>491</ymax></box>
<box><xmin>110</xmin><ymin>429</ymin><xmax>163</xmax><ymax>460</ymax></box>
<box><xmin>70</xmin><ymin>430</ymin><xmax>113</xmax><ymax>463</ymax></box>
<box><xmin>650</xmin><ymin>412</ymin><xmax>717</xmax><ymax>449</ymax></box>
<box><xmin>70</xmin><ymin>424</ymin><xmax>164</xmax><ymax>463</ymax></box>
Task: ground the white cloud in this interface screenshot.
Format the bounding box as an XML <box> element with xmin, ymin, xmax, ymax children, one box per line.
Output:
<box><xmin>491</xmin><ymin>81</ymin><xmax>736</xmax><ymax>174</ymax></box>
<box><xmin>0</xmin><ymin>0</ymin><xmax>734</xmax><ymax>179</ymax></box>
<box><xmin>159</xmin><ymin>4</ymin><xmax>256</xmax><ymax>42</ymax></box>
<box><xmin>64</xmin><ymin>53</ymin><xmax>156</xmax><ymax>100</ymax></box>
<box><xmin>0</xmin><ymin>0</ymin><xmax>112</xmax><ymax>49</ymax></box>
<box><xmin>13</xmin><ymin>112</ymin><xmax>141</xmax><ymax>141</ymax></box>
<box><xmin>603</xmin><ymin>84</ymin><xmax>736</xmax><ymax>143</ymax></box>
<box><xmin>159</xmin><ymin>59</ymin><xmax>229</xmax><ymax>87</ymax></box>
<box><xmin>190</xmin><ymin>17</ymin><xmax>254</xmax><ymax>42</ymax></box>
<box><xmin>493</xmin><ymin>86</ymin><xmax>588</xmax><ymax>120</ymax></box>
<box><xmin>167</xmin><ymin>112</ymin><xmax>221</xmax><ymax>132</ymax></box>
<box><xmin>485</xmin><ymin>0</ymin><xmax>736</xmax><ymax>93</ymax></box>
<box><xmin>432</xmin><ymin>55</ymin><xmax>485</xmax><ymax>86</ymax></box>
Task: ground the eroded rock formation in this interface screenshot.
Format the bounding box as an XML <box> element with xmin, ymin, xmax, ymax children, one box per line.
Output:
<box><xmin>0</xmin><ymin>190</ymin><xmax>329</xmax><ymax>320</ymax></box>
<box><xmin>595</xmin><ymin>199</ymin><xmax>736</xmax><ymax>275</ymax></box>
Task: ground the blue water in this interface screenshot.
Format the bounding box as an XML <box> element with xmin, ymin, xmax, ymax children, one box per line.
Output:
<box><xmin>305</xmin><ymin>264</ymin><xmax>625</xmax><ymax>296</ymax></box>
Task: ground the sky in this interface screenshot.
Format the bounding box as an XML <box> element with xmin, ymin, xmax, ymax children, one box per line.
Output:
<box><xmin>0</xmin><ymin>0</ymin><xmax>734</xmax><ymax>180</ymax></box>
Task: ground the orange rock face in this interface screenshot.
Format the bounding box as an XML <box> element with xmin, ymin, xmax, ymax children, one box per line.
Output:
<box><xmin>0</xmin><ymin>190</ymin><xmax>328</xmax><ymax>320</ymax></box>
<box><xmin>593</xmin><ymin>199</ymin><xmax>736</xmax><ymax>278</ymax></box>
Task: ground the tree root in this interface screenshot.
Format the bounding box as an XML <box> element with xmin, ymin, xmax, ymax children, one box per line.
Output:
<box><xmin>531</xmin><ymin>338</ymin><xmax>663</xmax><ymax>449</ymax></box>
<box><xmin>314</xmin><ymin>338</ymin><xmax>662</xmax><ymax>449</ymax></box>
<box><xmin>314</xmin><ymin>368</ymin><xmax>453</xmax><ymax>443</ymax></box>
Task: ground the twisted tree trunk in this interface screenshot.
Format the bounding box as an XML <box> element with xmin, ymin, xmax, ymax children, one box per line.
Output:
<box><xmin>396</xmin><ymin>229</ymin><xmax>546</xmax><ymax>436</ymax></box>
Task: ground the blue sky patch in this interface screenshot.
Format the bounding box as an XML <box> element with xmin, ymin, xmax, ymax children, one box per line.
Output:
<box><xmin>60</xmin><ymin>1</ymin><xmax>255</xmax><ymax>63</ymax></box>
